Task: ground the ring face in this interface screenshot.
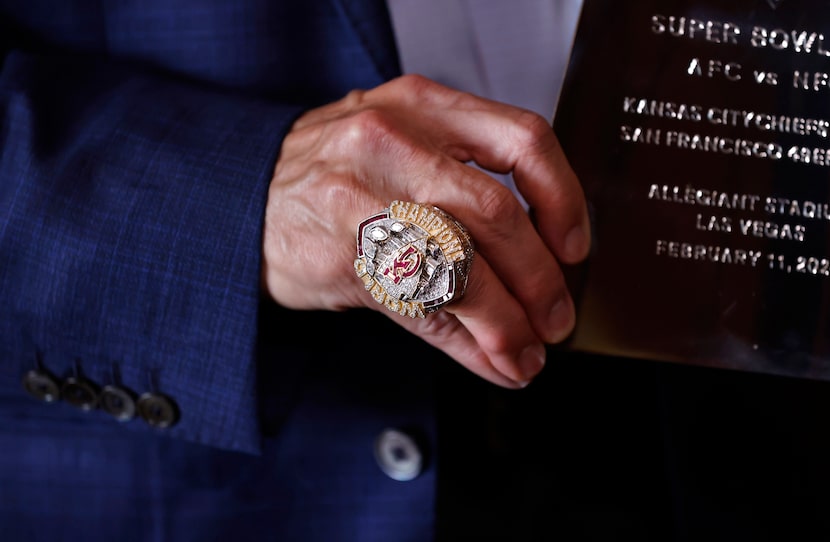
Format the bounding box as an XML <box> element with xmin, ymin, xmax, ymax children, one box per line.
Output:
<box><xmin>355</xmin><ymin>201</ymin><xmax>474</xmax><ymax>318</ymax></box>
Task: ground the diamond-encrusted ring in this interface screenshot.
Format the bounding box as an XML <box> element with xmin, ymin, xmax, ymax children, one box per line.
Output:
<box><xmin>354</xmin><ymin>200</ymin><xmax>474</xmax><ymax>318</ymax></box>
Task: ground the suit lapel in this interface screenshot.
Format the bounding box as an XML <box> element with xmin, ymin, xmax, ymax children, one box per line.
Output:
<box><xmin>330</xmin><ymin>0</ymin><xmax>402</xmax><ymax>82</ymax></box>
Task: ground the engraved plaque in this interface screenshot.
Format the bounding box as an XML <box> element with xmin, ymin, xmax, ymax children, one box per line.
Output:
<box><xmin>554</xmin><ymin>0</ymin><xmax>830</xmax><ymax>379</ymax></box>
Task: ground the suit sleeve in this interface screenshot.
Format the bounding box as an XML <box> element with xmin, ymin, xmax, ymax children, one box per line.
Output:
<box><xmin>0</xmin><ymin>48</ymin><xmax>306</xmax><ymax>454</ymax></box>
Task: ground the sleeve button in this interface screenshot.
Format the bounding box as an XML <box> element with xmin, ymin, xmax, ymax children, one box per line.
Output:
<box><xmin>60</xmin><ymin>376</ymin><xmax>100</xmax><ymax>411</ymax></box>
<box><xmin>100</xmin><ymin>385</ymin><xmax>137</xmax><ymax>422</ymax></box>
<box><xmin>373</xmin><ymin>428</ymin><xmax>424</xmax><ymax>482</ymax></box>
<box><xmin>21</xmin><ymin>370</ymin><xmax>61</xmax><ymax>403</ymax></box>
<box><xmin>137</xmin><ymin>393</ymin><xmax>179</xmax><ymax>429</ymax></box>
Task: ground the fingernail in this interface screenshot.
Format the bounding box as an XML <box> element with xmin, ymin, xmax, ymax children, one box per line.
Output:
<box><xmin>546</xmin><ymin>296</ymin><xmax>575</xmax><ymax>343</ymax></box>
<box><xmin>565</xmin><ymin>225</ymin><xmax>587</xmax><ymax>261</ymax></box>
<box><xmin>518</xmin><ymin>343</ymin><xmax>546</xmax><ymax>381</ymax></box>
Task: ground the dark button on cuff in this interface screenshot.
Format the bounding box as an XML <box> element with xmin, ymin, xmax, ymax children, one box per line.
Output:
<box><xmin>22</xmin><ymin>370</ymin><xmax>61</xmax><ymax>403</ymax></box>
<box><xmin>60</xmin><ymin>377</ymin><xmax>100</xmax><ymax>411</ymax></box>
<box><xmin>374</xmin><ymin>428</ymin><xmax>424</xmax><ymax>482</ymax></box>
<box><xmin>137</xmin><ymin>393</ymin><xmax>179</xmax><ymax>429</ymax></box>
<box><xmin>100</xmin><ymin>385</ymin><xmax>136</xmax><ymax>422</ymax></box>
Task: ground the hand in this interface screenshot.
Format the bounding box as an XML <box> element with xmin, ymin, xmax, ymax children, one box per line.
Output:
<box><xmin>262</xmin><ymin>74</ymin><xmax>590</xmax><ymax>389</ymax></box>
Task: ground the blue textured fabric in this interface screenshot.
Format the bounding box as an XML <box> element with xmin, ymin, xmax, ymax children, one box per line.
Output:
<box><xmin>0</xmin><ymin>308</ymin><xmax>438</xmax><ymax>542</ymax></box>
<box><xmin>0</xmin><ymin>0</ymin><xmax>397</xmax><ymax>455</ymax></box>
<box><xmin>0</xmin><ymin>1</ymin><xmax>437</xmax><ymax>540</ymax></box>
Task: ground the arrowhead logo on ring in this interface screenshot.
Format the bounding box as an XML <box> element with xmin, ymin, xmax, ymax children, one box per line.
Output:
<box><xmin>382</xmin><ymin>244</ymin><xmax>423</xmax><ymax>285</ymax></box>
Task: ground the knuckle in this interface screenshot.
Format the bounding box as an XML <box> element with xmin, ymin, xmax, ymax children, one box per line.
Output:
<box><xmin>526</xmin><ymin>263</ymin><xmax>565</xmax><ymax>301</ymax></box>
<box><xmin>339</xmin><ymin>108</ymin><xmax>399</xmax><ymax>152</ymax></box>
<box><xmin>341</xmin><ymin>88</ymin><xmax>367</xmax><ymax>109</ymax></box>
<box><xmin>475</xmin><ymin>184</ymin><xmax>526</xmax><ymax>235</ymax></box>
<box><xmin>395</xmin><ymin>73</ymin><xmax>437</xmax><ymax>97</ymax></box>
<box><xmin>277</xmin><ymin>125</ymin><xmax>307</xmax><ymax>155</ymax></box>
<box><xmin>513</xmin><ymin>110</ymin><xmax>557</xmax><ymax>154</ymax></box>
<box><xmin>350</xmin><ymin>108</ymin><xmax>392</xmax><ymax>139</ymax></box>
<box><xmin>417</xmin><ymin>310</ymin><xmax>463</xmax><ymax>341</ymax></box>
<box><xmin>479</xmin><ymin>330</ymin><xmax>514</xmax><ymax>358</ymax></box>
<box><xmin>393</xmin><ymin>73</ymin><xmax>458</xmax><ymax>108</ymax></box>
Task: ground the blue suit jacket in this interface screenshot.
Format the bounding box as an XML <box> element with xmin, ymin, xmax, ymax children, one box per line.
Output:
<box><xmin>0</xmin><ymin>1</ymin><xmax>439</xmax><ymax>540</ymax></box>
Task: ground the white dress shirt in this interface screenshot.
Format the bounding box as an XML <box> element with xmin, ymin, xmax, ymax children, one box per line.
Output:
<box><xmin>386</xmin><ymin>0</ymin><xmax>584</xmax><ymax>199</ymax></box>
<box><xmin>386</xmin><ymin>0</ymin><xmax>584</xmax><ymax>120</ymax></box>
